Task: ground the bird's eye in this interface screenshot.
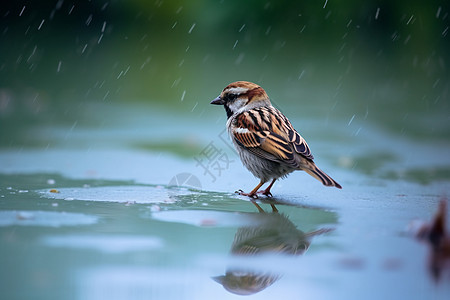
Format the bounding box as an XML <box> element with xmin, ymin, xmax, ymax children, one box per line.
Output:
<box><xmin>227</xmin><ymin>94</ymin><xmax>237</xmax><ymax>101</ymax></box>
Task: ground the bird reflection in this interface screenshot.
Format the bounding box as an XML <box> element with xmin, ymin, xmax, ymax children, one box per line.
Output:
<box><xmin>213</xmin><ymin>202</ymin><xmax>333</xmax><ymax>295</ymax></box>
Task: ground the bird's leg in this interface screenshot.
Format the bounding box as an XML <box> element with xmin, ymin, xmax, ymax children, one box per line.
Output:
<box><xmin>270</xmin><ymin>203</ymin><xmax>278</xmax><ymax>213</ymax></box>
<box><xmin>236</xmin><ymin>180</ymin><xmax>265</xmax><ymax>199</ymax></box>
<box><xmin>252</xmin><ymin>201</ymin><xmax>265</xmax><ymax>213</ymax></box>
<box><xmin>257</xmin><ymin>178</ymin><xmax>276</xmax><ymax>198</ymax></box>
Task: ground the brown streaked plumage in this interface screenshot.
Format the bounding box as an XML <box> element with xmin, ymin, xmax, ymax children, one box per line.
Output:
<box><xmin>211</xmin><ymin>81</ymin><xmax>341</xmax><ymax>199</ymax></box>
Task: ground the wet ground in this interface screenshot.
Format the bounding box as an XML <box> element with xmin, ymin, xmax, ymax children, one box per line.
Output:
<box><xmin>1</xmin><ymin>102</ymin><xmax>449</xmax><ymax>299</ymax></box>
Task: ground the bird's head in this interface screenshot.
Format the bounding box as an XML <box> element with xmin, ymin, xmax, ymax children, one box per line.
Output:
<box><xmin>211</xmin><ymin>81</ymin><xmax>271</xmax><ymax>118</ymax></box>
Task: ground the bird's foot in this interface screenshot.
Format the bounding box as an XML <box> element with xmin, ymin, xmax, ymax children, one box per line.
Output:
<box><xmin>257</xmin><ymin>190</ymin><xmax>273</xmax><ymax>198</ymax></box>
<box><xmin>235</xmin><ymin>189</ymin><xmax>258</xmax><ymax>199</ymax></box>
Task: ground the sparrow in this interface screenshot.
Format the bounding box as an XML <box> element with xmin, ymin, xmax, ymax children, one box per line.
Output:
<box><xmin>210</xmin><ymin>81</ymin><xmax>341</xmax><ymax>198</ymax></box>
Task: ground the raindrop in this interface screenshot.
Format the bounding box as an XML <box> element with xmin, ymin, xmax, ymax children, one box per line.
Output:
<box><xmin>70</xmin><ymin>121</ymin><xmax>78</xmax><ymax>130</ymax></box>
<box><xmin>323</xmin><ymin>0</ymin><xmax>328</xmax><ymax>9</ymax></box>
<box><xmin>404</xmin><ymin>34</ymin><xmax>411</xmax><ymax>44</ymax></box>
<box><xmin>191</xmin><ymin>102</ymin><xmax>198</xmax><ymax>112</ymax></box>
<box><xmin>185</xmin><ymin>46</ymin><xmax>190</xmax><ymax>52</ymax></box>
<box><xmin>117</xmin><ymin>70</ymin><xmax>123</xmax><ymax>79</ymax></box>
<box><xmin>188</xmin><ymin>23</ymin><xmax>196</xmax><ymax>34</ymax></box>
<box><xmin>101</xmin><ymin>3</ymin><xmax>109</xmax><ymax>10</ymax></box>
<box><xmin>375</xmin><ymin>8</ymin><xmax>380</xmax><ymax>20</ymax></box>
<box><xmin>81</xmin><ymin>44</ymin><xmax>88</xmax><ymax>54</ymax></box>
<box><xmin>346</xmin><ymin>19</ymin><xmax>352</xmax><ymax>27</ymax></box>
<box><xmin>348</xmin><ymin>114</ymin><xmax>355</xmax><ymax>126</ymax></box>
<box><xmin>171</xmin><ymin>77</ymin><xmax>181</xmax><ymax>88</ymax></box>
<box><xmin>57</xmin><ymin>61</ymin><xmax>62</xmax><ymax>72</ymax></box>
<box><xmin>86</xmin><ymin>14</ymin><xmax>93</xmax><ymax>26</ymax></box>
<box><xmin>101</xmin><ymin>21</ymin><xmax>106</xmax><ymax>33</ymax></box>
<box><xmin>55</xmin><ymin>0</ymin><xmax>64</xmax><ymax>10</ymax></box>
<box><xmin>19</xmin><ymin>6</ymin><xmax>26</xmax><ymax>16</ymax></box>
<box><xmin>235</xmin><ymin>53</ymin><xmax>245</xmax><ymax>65</ymax></box>
<box><xmin>432</xmin><ymin>78</ymin><xmax>440</xmax><ymax>89</ymax></box>
<box><xmin>172</xmin><ymin>21</ymin><xmax>177</xmax><ymax>29</ymax></box>
<box><xmin>434</xmin><ymin>95</ymin><xmax>441</xmax><ymax>104</ymax></box>
<box><xmin>68</xmin><ymin>5</ymin><xmax>75</xmax><ymax>15</ymax></box>
<box><xmin>140</xmin><ymin>56</ymin><xmax>151</xmax><ymax>69</ymax></box>
<box><xmin>406</xmin><ymin>15</ymin><xmax>414</xmax><ymax>25</ymax></box>
<box><xmin>103</xmin><ymin>90</ymin><xmax>110</xmax><ymax>101</ymax></box>
<box><xmin>176</xmin><ymin>6</ymin><xmax>183</xmax><ymax>14</ymax></box>
<box><xmin>65</xmin><ymin>121</ymin><xmax>78</xmax><ymax>139</ymax></box>
<box><xmin>181</xmin><ymin>90</ymin><xmax>186</xmax><ymax>101</ymax></box>
<box><xmin>38</xmin><ymin>19</ymin><xmax>45</xmax><ymax>30</ymax></box>
<box><xmin>232</xmin><ymin>40</ymin><xmax>238</xmax><ymax>49</ymax></box>
<box><xmin>202</xmin><ymin>54</ymin><xmax>210</xmax><ymax>63</ymax></box>
<box><xmin>391</xmin><ymin>31</ymin><xmax>399</xmax><ymax>41</ymax></box>
<box><xmin>238</xmin><ymin>24</ymin><xmax>246</xmax><ymax>32</ymax></box>
<box><xmin>298</xmin><ymin>70</ymin><xmax>305</xmax><ymax>80</ymax></box>
<box><xmin>300</xmin><ymin>25</ymin><xmax>306</xmax><ymax>33</ymax></box>
<box><xmin>443</xmin><ymin>26</ymin><xmax>449</xmax><ymax>37</ymax></box>
<box><xmin>436</xmin><ymin>6</ymin><xmax>441</xmax><ymax>18</ymax></box>
<box><xmin>123</xmin><ymin>65</ymin><xmax>130</xmax><ymax>75</ymax></box>
<box><xmin>27</xmin><ymin>46</ymin><xmax>37</xmax><ymax>62</ymax></box>
<box><xmin>98</xmin><ymin>34</ymin><xmax>103</xmax><ymax>44</ymax></box>
<box><xmin>265</xmin><ymin>26</ymin><xmax>271</xmax><ymax>35</ymax></box>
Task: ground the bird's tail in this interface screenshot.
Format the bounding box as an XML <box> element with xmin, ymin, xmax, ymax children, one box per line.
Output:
<box><xmin>304</xmin><ymin>162</ymin><xmax>342</xmax><ymax>189</ymax></box>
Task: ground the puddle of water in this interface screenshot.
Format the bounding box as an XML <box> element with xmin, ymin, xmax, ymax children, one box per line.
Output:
<box><xmin>0</xmin><ymin>210</ymin><xmax>98</xmax><ymax>227</ymax></box>
<box><xmin>38</xmin><ymin>185</ymin><xmax>179</xmax><ymax>204</ymax></box>
<box><xmin>0</xmin><ymin>103</ymin><xmax>449</xmax><ymax>300</ymax></box>
<box><xmin>41</xmin><ymin>234</ymin><xmax>163</xmax><ymax>253</ymax></box>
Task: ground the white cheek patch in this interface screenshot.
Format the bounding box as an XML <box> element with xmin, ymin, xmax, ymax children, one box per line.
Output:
<box><xmin>228</xmin><ymin>98</ymin><xmax>246</xmax><ymax>113</ymax></box>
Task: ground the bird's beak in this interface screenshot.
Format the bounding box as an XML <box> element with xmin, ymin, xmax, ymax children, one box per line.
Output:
<box><xmin>210</xmin><ymin>96</ymin><xmax>225</xmax><ymax>105</ymax></box>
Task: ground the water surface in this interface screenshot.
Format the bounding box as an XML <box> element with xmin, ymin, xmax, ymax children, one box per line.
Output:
<box><xmin>1</xmin><ymin>102</ymin><xmax>449</xmax><ymax>299</ymax></box>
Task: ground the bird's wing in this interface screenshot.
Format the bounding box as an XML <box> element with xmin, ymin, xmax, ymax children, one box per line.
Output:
<box><xmin>232</xmin><ymin>107</ymin><xmax>312</xmax><ymax>166</ymax></box>
<box><xmin>277</xmin><ymin>109</ymin><xmax>314</xmax><ymax>161</ymax></box>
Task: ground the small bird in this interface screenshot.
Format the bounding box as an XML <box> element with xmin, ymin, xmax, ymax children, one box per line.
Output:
<box><xmin>210</xmin><ymin>81</ymin><xmax>341</xmax><ymax>198</ymax></box>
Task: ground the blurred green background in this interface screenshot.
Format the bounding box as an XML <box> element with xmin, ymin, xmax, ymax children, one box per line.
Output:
<box><xmin>1</xmin><ymin>3</ymin><xmax>450</xmax><ymax>299</ymax></box>
<box><xmin>0</xmin><ymin>0</ymin><xmax>449</xmax><ymax>144</ymax></box>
